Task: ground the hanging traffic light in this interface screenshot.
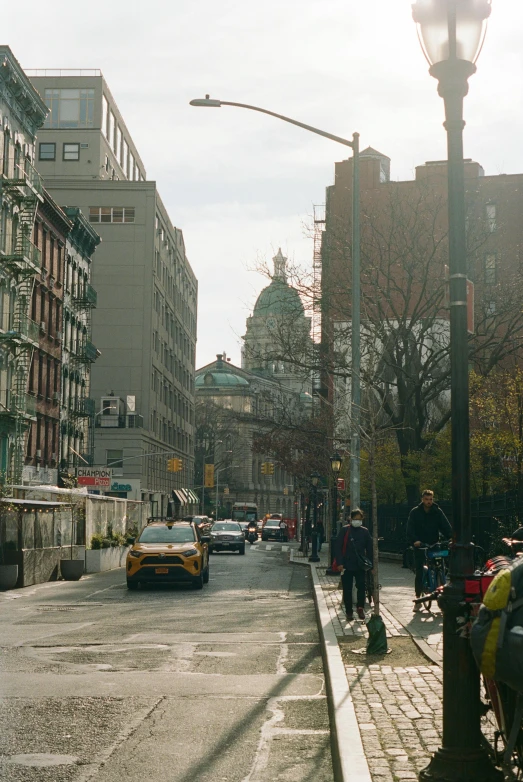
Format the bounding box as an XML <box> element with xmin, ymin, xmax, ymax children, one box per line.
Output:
<box><xmin>267</xmin><ymin>462</ymin><xmax>274</xmax><ymax>475</ymax></box>
<box><xmin>167</xmin><ymin>458</ymin><xmax>176</xmax><ymax>472</ymax></box>
<box><xmin>261</xmin><ymin>463</ymin><xmax>267</xmax><ymax>475</ymax></box>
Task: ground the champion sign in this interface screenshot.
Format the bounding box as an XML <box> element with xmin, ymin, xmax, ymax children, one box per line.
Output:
<box><xmin>77</xmin><ymin>467</ymin><xmax>113</xmax><ymax>488</ymax></box>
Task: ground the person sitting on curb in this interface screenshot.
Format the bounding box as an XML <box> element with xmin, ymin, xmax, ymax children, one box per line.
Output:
<box><xmin>406</xmin><ymin>489</ymin><xmax>453</xmax><ymax>611</ymax></box>
<box><xmin>334</xmin><ymin>508</ymin><xmax>373</xmax><ymax>622</ymax></box>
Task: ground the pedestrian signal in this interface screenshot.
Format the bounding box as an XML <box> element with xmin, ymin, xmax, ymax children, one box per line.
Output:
<box><xmin>204</xmin><ymin>464</ymin><xmax>215</xmax><ymax>487</ymax></box>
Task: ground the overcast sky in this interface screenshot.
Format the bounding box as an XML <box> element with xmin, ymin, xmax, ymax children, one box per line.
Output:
<box><xmin>6</xmin><ymin>0</ymin><xmax>523</xmax><ymax>368</ymax></box>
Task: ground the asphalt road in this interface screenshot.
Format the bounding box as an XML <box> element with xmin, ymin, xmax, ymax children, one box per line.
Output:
<box><xmin>0</xmin><ymin>541</ymin><xmax>333</xmax><ymax>782</ymax></box>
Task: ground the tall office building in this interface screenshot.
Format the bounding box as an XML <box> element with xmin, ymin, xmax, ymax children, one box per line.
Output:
<box><xmin>29</xmin><ymin>71</ymin><xmax>197</xmax><ymax>514</ymax></box>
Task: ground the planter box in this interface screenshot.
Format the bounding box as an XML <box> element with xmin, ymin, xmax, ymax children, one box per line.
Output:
<box><xmin>85</xmin><ymin>545</ymin><xmax>131</xmax><ymax>573</ymax></box>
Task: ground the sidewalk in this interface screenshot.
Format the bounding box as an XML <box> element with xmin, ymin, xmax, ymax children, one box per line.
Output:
<box><xmin>292</xmin><ymin>546</ymin><xmax>445</xmax><ymax>782</ymax></box>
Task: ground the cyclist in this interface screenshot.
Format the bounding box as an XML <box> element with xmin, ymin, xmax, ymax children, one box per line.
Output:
<box><xmin>406</xmin><ymin>490</ymin><xmax>453</xmax><ymax>611</ymax></box>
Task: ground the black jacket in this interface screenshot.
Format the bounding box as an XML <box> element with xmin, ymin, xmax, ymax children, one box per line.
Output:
<box><xmin>406</xmin><ymin>502</ymin><xmax>452</xmax><ymax>548</ymax></box>
<box><xmin>334</xmin><ymin>524</ymin><xmax>373</xmax><ymax>571</ymax></box>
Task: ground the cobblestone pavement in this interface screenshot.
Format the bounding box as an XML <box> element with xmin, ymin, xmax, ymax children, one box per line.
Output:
<box><xmin>293</xmin><ymin>547</ymin><xmax>446</xmax><ymax>782</ymax></box>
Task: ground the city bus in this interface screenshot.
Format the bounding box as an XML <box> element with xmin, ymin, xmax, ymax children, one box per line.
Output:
<box><xmin>231</xmin><ymin>502</ymin><xmax>258</xmax><ymax>523</ymax></box>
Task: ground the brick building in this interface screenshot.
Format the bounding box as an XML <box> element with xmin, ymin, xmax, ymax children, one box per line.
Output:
<box><xmin>24</xmin><ymin>192</ymin><xmax>71</xmax><ymax>484</ymax></box>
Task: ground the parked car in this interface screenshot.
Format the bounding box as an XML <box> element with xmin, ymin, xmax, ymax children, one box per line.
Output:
<box><xmin>261</xmin><ymin>519</ymin><xmax>288</xmax><ymax>543</ymax></box>
<box><xmin>209</xmin><ymin>521</ymin><xmax>245</xmax><ymax>555</ymax></box>
<box><xmin>126</xmin><ymin>521</ymin><xmax>210</xmax><ymax>590</ymax></box>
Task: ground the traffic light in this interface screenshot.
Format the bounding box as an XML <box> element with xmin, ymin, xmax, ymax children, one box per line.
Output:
<box><xmin>267</xmin><ymin>462</ymin><xmax>274</xmax><ymax>475</ymax></box>
<box><xmin>283</xmin><ymin>487</ymin><xmax>288</xmax><ymax>496</ymax></box>
<box><xmin>261</xmin><ymin>462</ymin><xmax>267</xmax><ymax>475</ymax></box>
<box><xmin>223</xmin><ymin>486</ymin><xmax>229</xmax><ymax>495</ymax></box>
<box><xmin>167</xmin><ymin>458</ymin><xmax>183</xmax><ymax>473</ymax></box>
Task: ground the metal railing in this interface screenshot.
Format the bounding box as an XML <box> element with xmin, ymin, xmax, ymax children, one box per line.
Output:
<box><xmin>2</xmin><ymin>234</ymin><xmax>41</xmax><ymax>273</ymax></box>
<box><xmin>95</xmin><ymin>414</ymin><xmax>144</xmax><ymax>429</ymax></box>
<box><xmin>72</xmin><ymin>283</ymin><xmax>97</xmax><ymax>307</ymax></box>
<box><xmin>0</xmin><ymin>390</ymin><xmax>37</xmax><ymax>418</ymax></box>
<box><xmin>2</xmin><ymin>159</ymin><xmax>44</xmax><ymax>197</ymax></box>
<box><xmin>72</xmin><ymin>341</ymin><xmax>98</xmax><ymax>363</ymax></box>
<box><xmin>68</xmin><ymin>397</ymin><xmax>96</xmax><ymax>418</ymax></box>
<box><xmin>0</xmin><ymin>313</ymin><xmax>39</xmax><ymax>344</ymax></box>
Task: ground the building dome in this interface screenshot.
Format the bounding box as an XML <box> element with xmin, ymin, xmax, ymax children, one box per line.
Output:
<box><xmin>195</xmin><ymin>371</ymin><xmax>249</xmax><ymax>388</ymax></box>
<box><xmin>252</xmin><ymin>249</ymin><xmax>304</xmax><ymax>317</ymax></box>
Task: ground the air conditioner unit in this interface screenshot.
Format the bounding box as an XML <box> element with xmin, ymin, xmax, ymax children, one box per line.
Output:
<box><xmin>56</xmin><ymin>331</ymin><xmax>62</xmax><ymax>341</ymax></box>
<box><xmin>52</xmin><ymin>392</ymin><xmax>59</xmax><ymax>403</ymax></box>
<box><xmin>40</xmin><ymin>321</ymin><xmax>46</xmax><ymax>331</ymax></box>
<box><xmin>36</xmin><ymin>449</ymin><xmax>41</xmax><ymax>458</ymax></box>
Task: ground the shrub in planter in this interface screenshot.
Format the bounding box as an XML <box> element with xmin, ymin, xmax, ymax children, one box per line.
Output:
<box><xmin>90</xmin><ymin>533</ymin><xmax>105</xmax><ymax>550</ymax></box>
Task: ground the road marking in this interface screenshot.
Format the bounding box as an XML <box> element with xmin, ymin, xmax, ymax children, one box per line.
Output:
<box><xmin>282</xmin><ymin>546</ymin><xmax>289</xmax><ymax>552</ymax></box>
<box><xmin>266</xmin><ymin>545</ymin><xmax>272</xmax><ymax>551</ymax></box>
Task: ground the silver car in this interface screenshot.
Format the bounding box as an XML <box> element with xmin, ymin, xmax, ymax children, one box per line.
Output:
<box><xmin>209</xmin><ymin>521</ymin><xmax>246</xmax><ymax>555</ymax></box>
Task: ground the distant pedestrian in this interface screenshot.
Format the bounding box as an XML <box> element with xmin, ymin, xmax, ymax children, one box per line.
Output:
<box><xmin>316</xmin><ymin>520</ymin><xmax>325</xmax><ymax>552</ymax></box>
<box><xmin>406</xmin><ymin>490</ymin><xmax>452</xmax><ymax>610</ymax></box>
<box><xmin>334</xmin><ymin>509</ymin><xmax>373</xmax><ymax>622</ymax></box>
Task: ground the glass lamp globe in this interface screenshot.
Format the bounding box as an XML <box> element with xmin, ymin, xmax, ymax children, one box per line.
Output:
<box><xmin>412</xmin><ymin>0</ymin><xmax>491</xmax><ymax>66</ymax></box>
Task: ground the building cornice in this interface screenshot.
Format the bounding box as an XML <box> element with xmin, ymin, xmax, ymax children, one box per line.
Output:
<box><xmin>0</xmin><ymin>48</ymin><xmax>48</xmax><ymax>136</ymax></box>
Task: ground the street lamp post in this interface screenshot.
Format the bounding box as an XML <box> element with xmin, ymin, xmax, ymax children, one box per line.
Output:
<box><xmin>327</xmin><ymin>451</ymin><xmax>342</xmax><ymax>575</ymax></box>
<box><xmin>308</xmin><ymin>472</ymin><xmax>321</xmax><ymax>563</ymax></box>
<box><xmin>412</xmin><ymin>2</ymin><xmax>501</xmax><ymax>781</ymax></box>
<box><xmin>189</xmin><ymin>96</ymin><xmax>362</xmax><ymax>520</ymax></box>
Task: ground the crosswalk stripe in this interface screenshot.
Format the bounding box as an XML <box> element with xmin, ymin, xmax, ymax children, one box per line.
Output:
<box><xmin>266</xmin><ymin>545</ymin><xmax>272</xmax><ymax>551</ymax></box>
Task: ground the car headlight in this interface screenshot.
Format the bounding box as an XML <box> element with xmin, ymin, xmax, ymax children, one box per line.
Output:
<box><xmin>182</xmin><ymin>548</ymin><xmax>199</xmax><ymax>557</ymax></box>
<box><xmin>129</xmin><ymin>549</ymin><xmax>142</xmax><ymax>558</ymax></box>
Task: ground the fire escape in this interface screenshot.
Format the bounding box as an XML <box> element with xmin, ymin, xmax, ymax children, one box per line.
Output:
<box><xmin>0</xmin><ymin>156</ymin><xmax>43</xmax><ymax>483</ymax></box>
<box><xmin>68</xmin><ymin>281</ymin><xmax>98</xmax><ymax>465</ymax></box>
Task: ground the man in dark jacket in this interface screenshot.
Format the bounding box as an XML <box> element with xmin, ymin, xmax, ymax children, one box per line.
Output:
<box><xmin>334</xmin><ymin>508</ymin><xmax>373</xmax><ymax>621</ymax></box>
<box><xmin>406</xmin><ymin>490</ymin><xmax>452</xmax><ymax>609</ymax></box>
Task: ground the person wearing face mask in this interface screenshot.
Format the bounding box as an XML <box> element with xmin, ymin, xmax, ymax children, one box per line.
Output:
<box><xmin>334</xmin><ymin>508</ymin><xmax>373</xmax><ymax>621</ymax></box>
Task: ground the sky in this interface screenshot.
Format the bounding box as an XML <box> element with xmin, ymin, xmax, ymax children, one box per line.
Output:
<box><xmin>5</xmin><ymin>0</ymin><xmax>523</xmax><ymax>368</ymax></box>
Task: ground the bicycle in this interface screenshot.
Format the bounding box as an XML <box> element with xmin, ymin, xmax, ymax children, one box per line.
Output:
<box><xmin>416</xmin><ymin>541</ymin><xmax>450</xmax><ymax>611</ymax></box>
<box><xmin>416</xmin><ymin>560</ymin><xmax>523</xmax><ymax>779</ymax></box>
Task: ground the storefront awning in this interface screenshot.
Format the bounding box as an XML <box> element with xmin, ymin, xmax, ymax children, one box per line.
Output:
<box><xmin>173</xmin><ymin>490</ymin><xmax>187</xmax><ymax>504</ymax></box>
<box><xmin>187</xmin><ymin>489</ymin><xmax>199</xmax><ymax>503</ymax></box>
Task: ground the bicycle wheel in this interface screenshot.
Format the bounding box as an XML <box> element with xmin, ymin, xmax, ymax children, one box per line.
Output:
<box><xmin>498</xmin><ymin>682</ymin><xmax>523</xmax><ymax>779</ymax></box>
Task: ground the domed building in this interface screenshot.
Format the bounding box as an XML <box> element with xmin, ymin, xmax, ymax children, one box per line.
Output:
<box><xmin>194</xmin><ymin>251</ymin><xmax>312</xmax><ymax>520</ymax></box>
<box><xmin>242</xmin><ymin>249</ymin><xmax>313</xmax><ymax>399</ymax></box>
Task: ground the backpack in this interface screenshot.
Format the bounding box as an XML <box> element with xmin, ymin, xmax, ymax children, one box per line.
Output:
<box><xmin>470</xmin><ymin>556</ymin><xmax>523</xmax><ymax>693</ymax></box>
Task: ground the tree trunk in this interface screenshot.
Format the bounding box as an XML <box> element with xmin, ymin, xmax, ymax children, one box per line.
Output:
<box><xmin>369</xmin><ymin>435</ymin><xmax>380</xmax><ymax>615</ymax></box>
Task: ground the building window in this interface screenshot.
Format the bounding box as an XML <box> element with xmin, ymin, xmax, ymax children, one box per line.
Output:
<box><xmin>39</xmin><ymin>143</ymin><xmax>56</xmax><ymax>161</ymax></box>
<box><xmin>486</xmin><ymin>300</ymin><xmax>497</xmax><ymax>316</ymax></box>
<box><xmin>485</xmin><ymin>253</ymin><xmax>497</xmax><ymax>284</ymax></box>
<box><xmin>106</xmin><ymin>449</ymin><xmax>123</xmax><ymax>468</ymax></box>
<box><xmin>486</xmin><ymin>203</ymin><xmax>497</xmax><ymax>233</ymax></box>
<box><xmin>89</xmin><ymin>206</ymin><xmax>135</xmax><ymax>224</ymax></box>
<box><xmin>63</xmin><ymin>143</ymin><xmax>80</xmax><ymax>161</ymax></box>
<box><xmin>102</xmin><ymin>94</ymin><xmax>109</xmax><ymax>138</ymax></box>
<box><xmin>43</xmin><ymin>89</ymin><xmax>95</xmax><ymax>129</ymax></box>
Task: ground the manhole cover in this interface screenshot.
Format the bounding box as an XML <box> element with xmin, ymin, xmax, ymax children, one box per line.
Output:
<box><xmin>8</xmin><ymin>753</ymin><xmax>79</xmax><ymax>767</ymax></box>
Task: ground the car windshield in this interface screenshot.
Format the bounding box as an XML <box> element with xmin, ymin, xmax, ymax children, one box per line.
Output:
<box><xmin>138</xmin><ymin>526</ymin><xmax>195</xmax><ymax>543</ymax></box>
<box><xmin>266</xmin><ymin>521</ymin><xmax>280</xmax><ymax>527</ymax></box>
<box><xmin>213</xmin><ymin>523</ymin><xmax>241</xmax><ymax>532</ymax></box>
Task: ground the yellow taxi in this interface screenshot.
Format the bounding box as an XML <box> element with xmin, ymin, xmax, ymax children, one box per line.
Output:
<box><xmin>126</xmin><ymin>520</ymin><xmax>210</xmax><ymax>590</ymax></box>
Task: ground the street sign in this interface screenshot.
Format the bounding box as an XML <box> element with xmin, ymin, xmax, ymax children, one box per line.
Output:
<box><xmin>204</xmin><ymin>464</ymin><xmax>215</xmax><ymax>487</ymax></box>
<box><xmin>77</xmin><ymin>467</ymin><xmax>113</xmax><ymax>488</ymax></box>
<box><xmin>337</xmin><ymin>478</ymin><xmax>345</xmax><ymax>491</ymax></box>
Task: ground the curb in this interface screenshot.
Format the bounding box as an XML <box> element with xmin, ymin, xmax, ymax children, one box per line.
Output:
<box><xmin>291</xmin><ymin>549</ymin><xmax>373</xmax><ymax>782</ymax></box>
